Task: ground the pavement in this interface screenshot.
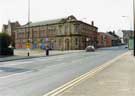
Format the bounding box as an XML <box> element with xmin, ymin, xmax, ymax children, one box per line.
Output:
<box><xmin>48</xmin><ymin>51</ymin><xmax>135</xmax><ymax>96</ymax></box>
<box><xmin>0</xmin><ymin>49</ymin><xmax>84</xmax><ymax>62</ymax></box>
<box><xmin>14</xmin><ymin>49</ymin><xmax>84</xmax><ymax>56</ymax></box>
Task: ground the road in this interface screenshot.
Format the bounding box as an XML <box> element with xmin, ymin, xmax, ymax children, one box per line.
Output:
<box><xmin>0</xmin><ymin>46</ymin><xmax>127</xmax><ymax>96</ymax></box>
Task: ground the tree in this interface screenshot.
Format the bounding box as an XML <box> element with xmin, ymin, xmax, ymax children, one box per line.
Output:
<box><xmin>0</xmin><ymin>32</ymin><xmax>14</xmax><ymax>56</ymax></box>
<box><xmin>0</xmin><ymin>33</ymin><xmax>11</xmax><ymax>47</ymax></box>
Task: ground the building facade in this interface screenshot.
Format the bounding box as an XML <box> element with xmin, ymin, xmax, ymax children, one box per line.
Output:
<box><xmin>122</xmin><ymin>30</ymin><xmax>134</xmax><ymax>44</ymax></box>
<box><xmin>107</xmin><ymin>31</ymin><xmax>121</xmax><ymax>46</ymax></box>
<box><xmin>15</xmin><ymin>15</ymin><xmax>98</xmax><ymax>50</ymax></box>
<box><xmin>97</xmin><ymin>32</ymin><xmax>112</xmax><ymax>48</ymax></box>
<box><xmin>2</xmin><ymin>21</ymin><xmax>21</xmax><ymax>47</ymax></box>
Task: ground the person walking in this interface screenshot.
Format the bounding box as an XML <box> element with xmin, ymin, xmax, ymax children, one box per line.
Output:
<box><xmin>45</xmin><ymin>46</ymin><xmax>49</xmax><ymax>56</ymax></box>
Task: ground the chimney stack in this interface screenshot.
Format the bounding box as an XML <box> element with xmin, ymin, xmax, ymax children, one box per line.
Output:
<box><xmin>91</xmin><ymin>21</ymin><xmax>94</xmax><ymax>26</ymax></box>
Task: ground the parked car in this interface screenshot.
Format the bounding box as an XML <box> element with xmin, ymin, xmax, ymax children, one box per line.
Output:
<box><xmin>85</xmin><ymin>45</ymin><xmax>95</xmax><ymax>52</ymax></box>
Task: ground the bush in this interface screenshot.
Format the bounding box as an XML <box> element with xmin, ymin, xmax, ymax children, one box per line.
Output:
<box><xmin>0</xmin><ymin>33</ymin><xmax>12</xmax><ymax>48</ymax></box>
<box><xmin>0</xmin><ymin>33</ymin><xmax>14</xmax><ymax>56</ymax></box>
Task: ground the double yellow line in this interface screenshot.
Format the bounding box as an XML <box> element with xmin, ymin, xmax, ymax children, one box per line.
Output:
<box><xmin>44</xmin><ymin>52</ymin><xmax>128</xmax><ymax>96</ymax></box>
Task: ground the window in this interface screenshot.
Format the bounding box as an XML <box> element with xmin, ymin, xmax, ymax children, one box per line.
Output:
<box><xmin>65</xmin><ymin>24</ymin><xmax>68</xmax><ymax>34</ymax></box>
<box><xmin>74</xmin><ymin>24</ymin><xmax>79</xmax><ymax>33</ymax></box>
<box><xmin>33</xmin><ymin>31</ymin><xmax>37</xmax><ymax>38</ymax></box>
<box><xmin>75</xmin><ymin>25</ymin><xmax>77</xmax><ymax>33</ymax></box>
<box><xmin>26</xmin><ymin>32</ymin><xmax>28</xmax><ymax>38</ymax></box>
<box><xmin>59</xmin><ymin>39</ymin><xmax>62</xmax><ymax>46</ymax></box>
<box><xmin>40</xmin><ymin>30</ymin><xmax>45</xmax><ymax>37</ymax></box>
<box><xmin>58</xmin><ymin>25</ymin><xmax>62</xmax><ymax>34</ymax></box>
<box><xmin>47</xmin><ymin>26</ymin><xmax>56</xmax><ymax>36</ymax></box>
<box><xmin>18</xmin><ymin>32</ymin><xmax>24</xmax><ymax>39</ymax></box>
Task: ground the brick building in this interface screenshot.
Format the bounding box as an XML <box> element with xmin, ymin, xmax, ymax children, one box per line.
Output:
<box><xmin>97</xmin><ymin>32</ymin><xmax>112</xmax><ymax>48</ymax></box>
<box><xmin>107</xmin><ymin>31</ymin><xmax>121</xmax><ymax>46</ymax></box>
<box><xmin>2</xmin><ymin>20</ymin><xmax>21</xmax><ymax>47</ymax></box>
<box><xmin>15</xmin><ymin>15</ymin><xmax>98</xmax><ymax>50</ymax></box>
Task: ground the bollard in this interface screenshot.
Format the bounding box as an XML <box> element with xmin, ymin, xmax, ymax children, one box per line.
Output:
<box><xmin>28</xmin><ymin>52</ymin><xmax>30</xmax><ymax>56</ymax></box>
<box><xmin>46</xmin><ymin>49</ymin><xmax>49</xmax><ymax>56</ymax></box>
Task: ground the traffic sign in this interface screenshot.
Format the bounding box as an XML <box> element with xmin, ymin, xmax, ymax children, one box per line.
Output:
<box><xmin>26</xmin><ymin>43</ymin><xmax>30</xmax><ymax>48</ymax></box>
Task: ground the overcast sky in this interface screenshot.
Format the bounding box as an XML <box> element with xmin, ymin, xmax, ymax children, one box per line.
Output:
<box><xmin>0</xmin><ymin>0</ymin><xmax>133</xmax><ymax>37</ymax></box>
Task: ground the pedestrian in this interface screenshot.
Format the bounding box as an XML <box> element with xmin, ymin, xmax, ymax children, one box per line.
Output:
<box><xmin>45</xmin><ymin>46</ymin><xmax>49</xmax><ymax>56</ymax></box>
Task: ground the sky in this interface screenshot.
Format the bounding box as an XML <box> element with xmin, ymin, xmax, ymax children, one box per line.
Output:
<box><xmin>0</xmin><ymin>0</ymin><xmax>133</xmax><ymax>37</ymax></box>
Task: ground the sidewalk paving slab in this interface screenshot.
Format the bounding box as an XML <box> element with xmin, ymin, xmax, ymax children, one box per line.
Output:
<box><xmin>56</xmin><ymin>51</ymin><xmax>135</xmax><ymax>96</ymax></box>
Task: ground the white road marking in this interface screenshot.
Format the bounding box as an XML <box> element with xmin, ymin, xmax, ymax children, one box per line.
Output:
<box><xmin>44</xmin><ymin>52</ymin><xmax>128</xmax><ymax>96</ymax></box>
<box><xmin>0</xmin><ymin>70</ymin><xmax>32</xmax><ymax>79</ymax></box>
<box><xmin>0</xmin><ymin>61</ymin><xmax>34</xmax><ymax>66</ymax></box>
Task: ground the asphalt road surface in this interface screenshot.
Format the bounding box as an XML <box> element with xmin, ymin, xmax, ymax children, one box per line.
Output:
<box><xmin>0</xmin><ymin>46</ymin><xmax>127</xmax><ymax>96</ymax></box>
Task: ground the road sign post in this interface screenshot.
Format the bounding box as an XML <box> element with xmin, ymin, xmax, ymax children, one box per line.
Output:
<box><xmin>133</xmin><ymin>0</ymin><xmax>135</xmax><ymax>56</ymax></box>
<box><xmin>26</xmin><ymin>40</ymin><xmax>30</xmax><ymax>56</ymax></box>
<box><xmin>26</xmin><ymin>42</ymin><xmax>30</xmax><ymax>48</ymax></box>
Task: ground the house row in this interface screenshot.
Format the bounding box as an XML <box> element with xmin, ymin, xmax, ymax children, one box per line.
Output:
<box><xmin>97</xmin><ymin>31</ymin><xmax>121</xmax><ymax>48</ymax></box>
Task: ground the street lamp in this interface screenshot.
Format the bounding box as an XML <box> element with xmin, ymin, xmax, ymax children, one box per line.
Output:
<box><xmin>27</xmin><ymin>0</ymin><xmax>30</xmax><ymax>56</ymax></box>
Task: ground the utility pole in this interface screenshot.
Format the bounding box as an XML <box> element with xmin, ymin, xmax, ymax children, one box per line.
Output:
<box><xmin>133</xmin><ymin>0</ymin><xmax>135</xmax><ymax>56</ymax></box>
<box><xmin>27</xmin><ymin>0</ymin><xmax>30</xmax><ymax>56</ymax></box>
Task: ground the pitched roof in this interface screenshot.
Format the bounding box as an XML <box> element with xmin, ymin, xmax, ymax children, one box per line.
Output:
<box><xmin>98</xmin><ymin>32</ymin><xmax>115</xmax><ymax>39</ymax></box>
<box><xmin>106</xmin><ymin>33</ymin><xmax>118</xmax><ymax>40</ymax></box>
<box><xmin>26</xmin><ymin>18</ymin><xmax>64</xmax><ymax>27</ymax></box>
<box><xmin>23</xmin><ymin>15</ymin><xmax>77</xmax><ymax>27</ymax></box>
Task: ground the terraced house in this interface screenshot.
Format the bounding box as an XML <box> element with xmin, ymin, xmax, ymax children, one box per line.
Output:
<box><xmin>15</xmin><ymin>15</ymin><xmax>98</xmax><ymax>50</ymax></box>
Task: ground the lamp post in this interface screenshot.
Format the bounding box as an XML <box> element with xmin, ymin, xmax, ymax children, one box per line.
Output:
<box><xmin>27</xmin><ymin>0</ymin><xmax>30</xmax><ymax>56</ymax></box>
<box><xmin>133</xmin><ymin>0</ymin><xmax>135</xmax><ymax>56</ymax></box>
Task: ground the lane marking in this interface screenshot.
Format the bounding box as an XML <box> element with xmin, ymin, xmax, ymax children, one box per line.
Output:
<box><xmin>0</xmin><ymin>61</ymin><xmax>34</xmax><ymax>66</ymax></box>
<box><xmin>0</xmin><ymin>70</ymin><xmax>32</xmax><ymax>79</ymax></box>
<box><xmin>43</xmin><ymin>52</ymin><xmax>128</xmax><ymax>96</ymax></box>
